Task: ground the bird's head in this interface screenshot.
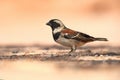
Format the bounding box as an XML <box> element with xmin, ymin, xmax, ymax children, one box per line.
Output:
<box><xmin>46</xmin><ymin>19</ymin><xmax>65</xmax><ymax>31</ymax></box>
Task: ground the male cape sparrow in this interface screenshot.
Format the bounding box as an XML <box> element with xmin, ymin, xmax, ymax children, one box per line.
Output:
<box><xmin>46</xmin><ymin>19</ymin><xmax>108</xmax><ymax>54</ymax></box>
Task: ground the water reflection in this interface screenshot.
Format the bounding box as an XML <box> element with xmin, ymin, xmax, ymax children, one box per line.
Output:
<box><xmin>0</xmin><ymin>60</ymin><xmax>119</xmax><ymax>80</ymax></box>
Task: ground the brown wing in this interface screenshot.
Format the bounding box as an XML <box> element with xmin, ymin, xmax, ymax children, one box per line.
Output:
<box><xmin>61</xmin><ymin>28</ymin><xmax>78</xmax><ymax>38</ymax></box>
<box><xmin>61</xmin><ymin>28</ymin><xmax>95</xmax><ymax>42</ymax></box>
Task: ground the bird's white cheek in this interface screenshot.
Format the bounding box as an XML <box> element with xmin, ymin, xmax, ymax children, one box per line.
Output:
<box><xmin>53</xmin><ymin>26</ymin><xmax>64</xmax><ymax>34</ymax></box>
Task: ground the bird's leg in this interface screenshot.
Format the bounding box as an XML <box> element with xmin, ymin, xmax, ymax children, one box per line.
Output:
<box><xmin>68</xmin><ymin>45</ymin><xmax>76</xmax><ymax>55</ymax></box>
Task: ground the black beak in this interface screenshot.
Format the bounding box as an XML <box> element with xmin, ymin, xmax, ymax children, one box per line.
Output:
<box><xmin>46</xmin><ymin>22</ymin><xmax>51</xmax><ymax>26</ymax></box>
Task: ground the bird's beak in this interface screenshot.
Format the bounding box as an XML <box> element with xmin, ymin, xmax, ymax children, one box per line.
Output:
<box><xmin>46</xmin><ymin>22</ymin><xmax>51</xmax><ymax>26</ymax></box>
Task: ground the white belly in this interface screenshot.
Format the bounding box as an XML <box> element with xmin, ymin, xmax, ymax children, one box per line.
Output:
<box><xmin>56</xmin><ymin>37</ymin><xmax>85</xmax><ymax>47</ymax></box>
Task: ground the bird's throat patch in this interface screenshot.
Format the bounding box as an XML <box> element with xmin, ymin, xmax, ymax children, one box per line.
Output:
<box><xmin>53</xmin><ymin>32</ymin><xmax>60</xmax><ymax>41</ymax></box>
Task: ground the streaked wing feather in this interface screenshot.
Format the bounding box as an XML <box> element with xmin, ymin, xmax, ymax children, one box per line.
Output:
<box><xmin>62</xmin><ymin>29</ymin><xmax>95</xmax><ymax>42</ymax></box>
<box><xmin>78</xmin><ymin>32</ymin><xmax>95</xmax><ymax>42</ymax></box>
<box><xmin>61</xmin><ymin>28</ymin><xmax>78</xmax><ymax>39</ymax></box>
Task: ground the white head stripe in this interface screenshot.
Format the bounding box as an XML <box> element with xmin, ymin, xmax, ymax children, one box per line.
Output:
<box><xmin>54</xmin><ymin>20</ymin><xmax>62</xmax><ymax>23</ymax></box>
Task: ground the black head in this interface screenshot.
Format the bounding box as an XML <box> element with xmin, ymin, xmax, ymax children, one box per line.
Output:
<box><xmin>46</xmin><ymin>19</ymin><xmax>64</xmax><ymax>30</ymax></box>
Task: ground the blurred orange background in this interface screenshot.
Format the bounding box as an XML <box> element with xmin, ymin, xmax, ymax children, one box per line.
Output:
<box><xmin>0</xmin><ymin>0</ymin><xmax>120</xmax><ymax>45</ymax></box>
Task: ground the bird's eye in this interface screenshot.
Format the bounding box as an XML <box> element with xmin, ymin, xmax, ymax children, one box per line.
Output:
<box><xmin>52</xmin><ymin>22</ymin><xmax>60</xmax><ymax>27</ymax></box>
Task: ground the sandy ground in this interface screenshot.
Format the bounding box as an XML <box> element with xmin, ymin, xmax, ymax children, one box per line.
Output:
<box><xmin>0</xmin><ymin>45</ymin><xmax>120</xmax><ymax>61</ymax></box>
<box><xmin>0</xmin><ymin>45</ymin><xmax>120</xmax><ymax>80</ymax></box>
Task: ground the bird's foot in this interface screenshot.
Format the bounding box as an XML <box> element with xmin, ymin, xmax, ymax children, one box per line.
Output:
<box><xmin>68</xmin><ymin>52</ymin><xmax>77</xmax><ymax>57</ymax></box>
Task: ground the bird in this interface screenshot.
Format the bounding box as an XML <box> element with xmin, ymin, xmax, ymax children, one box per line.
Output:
<box><xmin>46</xmin><ymin>19</ymin><xmax>108</xmax><ymax>54</ymax></box>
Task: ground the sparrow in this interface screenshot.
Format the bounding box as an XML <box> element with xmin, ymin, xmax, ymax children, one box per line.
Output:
<box><xmin>46</xmin><ymin>19</ymin><xmax>108</xmax><ymax>54</ymax></box>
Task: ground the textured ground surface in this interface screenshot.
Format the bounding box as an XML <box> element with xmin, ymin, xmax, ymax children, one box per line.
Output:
<box><xmin>0</xmin><ymin>45</ymin><xmax>120</xmax><ymax>80</ymax></box>
<box><xmin>0</xmin><ymin>45</ymin><xmax>120</xmax><ymax>61</ymax></box>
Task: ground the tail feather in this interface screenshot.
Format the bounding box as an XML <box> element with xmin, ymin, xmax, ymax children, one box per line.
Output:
<box><xmin>95</xmin><ymin>38</ymin><xmax>108</xmax><ymax>41</ymax></box>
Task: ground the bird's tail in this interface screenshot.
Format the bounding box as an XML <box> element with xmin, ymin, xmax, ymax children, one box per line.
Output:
<box><xmin>95</xmin><ymin>38</ymin><xmax>108</xmax><ymax>41</ymax></box>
